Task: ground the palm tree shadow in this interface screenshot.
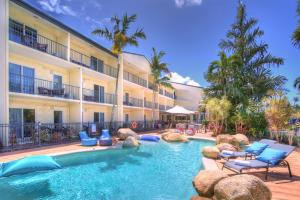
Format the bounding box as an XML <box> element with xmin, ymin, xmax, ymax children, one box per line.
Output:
<box><xmin>99</xmin><ymin>147</ymin><xmax>152</xmax><ymax>172</ymax></box>
<box><xmin>0</xmin><ymin>178</ymin><xmax>54</xmax><ymax>200</ymax></box>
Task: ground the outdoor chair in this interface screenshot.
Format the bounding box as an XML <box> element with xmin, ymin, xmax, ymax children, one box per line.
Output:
<box><xmin>222</xmin><ymin>143</ymin><xmax>296</xmax><ymax>180</ymax></box>
<box><xmin>79</xmin><ymin>131</ymin><xmax>97</xmax><ymax>146</ymax></box>
<box><xmin>219</xmin><ymin>139</ymin><xmax>277</xmax><ymax>160</ymax></box>
<box><xmin>99</xmin><ymin>129</ymin><xmax>112</xmax><ymax>146</ymax></box>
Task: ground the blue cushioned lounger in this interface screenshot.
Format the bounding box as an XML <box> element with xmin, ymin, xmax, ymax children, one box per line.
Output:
<box><xmin>222</xmin><ymin>143</ymin><xmax>295</xmax><ymax>180</ymax></box>
<box><xmin>219</xmin><ymin>139</ymin><xmax>277</xmax><ymax>160</ymax></box>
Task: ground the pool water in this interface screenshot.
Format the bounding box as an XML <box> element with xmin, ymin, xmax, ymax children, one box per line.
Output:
<box><xmin>0</xmin><ymin>139</ymin><xmax>214</xmax><ymax>200</ymax></box>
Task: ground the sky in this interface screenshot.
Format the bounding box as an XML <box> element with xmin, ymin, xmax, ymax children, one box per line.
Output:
<box><xmin>25</xmin><ymin>0</ymin><xmax>300</xmax><ymax>100</ymax></box>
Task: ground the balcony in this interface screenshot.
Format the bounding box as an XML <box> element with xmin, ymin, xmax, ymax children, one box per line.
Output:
<box><xmin>159</xmin><ymin>104</ymin><xmax>166</xmax><ymax>111</ymax></box>
<box><xmin>123</xmin><ymin>96</ymin><xmax>143</xmax><ymax>107</ymax></box>
<box><xmin>165</xmin><ymin>91</ymin><xmax>175</xmax><ymax>99</ymax></box>
<box><xmin>124</xmin><ymin>71</ymin><xmax>147</xmax><ymax>88</ymax></box>
<box><xmin>148</xmin><ymin>82</ymin><xmax>158</xmax><ymax>91</ymax></box>
<box><xmin>144</xmin><ymin>101</ymin><xmax>158</xmax><ymax>109</ymax></box>
<box><xmin>9</xmin><ymin>19</ymin><xmax>67</xmax><ymax>60</ymax></box>
<box><xmin>9</xmin><ymin>73</ymin><xmax>80</xmax><ymax>100</ymax></box>
<box><xmin>166</xmin><ymin>106</ymin><xmax>173</xmax><ymax>110</ymax></box>
<box><xmin>82</xmin><ymin>88</ymin><xmax>116</xmax><ymax>105</ymax></box>
<box><xmin>70</xmin><ymin>49</ymin><xmax>118</xmax><ymax>78</ymax></box>
<box><xmin>159</xmin><ymin>89</ymin><xmax>164</xmax><ymax>95</ymax></box>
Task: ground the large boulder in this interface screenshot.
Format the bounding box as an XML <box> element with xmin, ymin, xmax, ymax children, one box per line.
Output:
<box><xmin>214</xmin><ymin>174</ymin><xmax>272</xmax><ymax>200</ymax></box>
<box><xmin>233</xmin><ymin>134</ymin><xmax>250</xmax><ymax>145</ymax></box>
<box><xmin>122</xmin><ymin>136</ymin><xmax>140</xmax><ymax>148</ymax></box>
<box><xmin>117</xmin><ymin>128</ymin><xmax>139</xmax><ymax>140</ymax></box>
<box><xmin>202</xmin><ymin>146</ymin><xmax>220</xmax><ymax>159</ymax></box>
<box><xmin>161</xmin><ymin>132</ymin><xmax>188</xmax><ymax>143</ymax></box>
<box><xmin>193</xmin><ymin>170</ymin><xmax>228</xmax><ymax>198</ymax></box>
<box><xmin>190</xmin><ymin>196</ymin><xmax>212</xmax><ymax>200</ymax></box>
<box><xmin>216</xmin><ymin>143</ymin><xmax>238</xmax><ymax>152</ymax></box>
<box><xmin>216</xmin><ymin>134</ymin><xmax>240</xmax><ymax>148</ymax></box>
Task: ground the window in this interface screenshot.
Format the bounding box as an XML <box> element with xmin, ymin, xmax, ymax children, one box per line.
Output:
<box><xmin>94</xmin><ymin>112</ymin><xmax>104</xmax><ymax>123</ymax></box>
<box><xmin>53</xmin><ymin>75</ymin><xmax>62</xmax><ymax>89</ymax></box>
<box><xmin>9</xmin><ymin>108</ymin><xmax>35</xmax><ymax>138</ymax></box>
<box><xmin>94</xmin><ymin>85</ymin><xmax>105</xmax><ymax>103</ymax></box>
<box><xmin>90</xmin><ymin>56</ymin><xmax>104</xmax><ymax>73</ymax></box>
<box><xmin>125</xmin><ymin>93</ymin><xmax>129</xmax><ymax>104</ymax></box>
<box><xmin>54</xmin><ymin>111</ymin><xmax>63</xmax><ymax>124</ymax></box>
<box><xmin>125</xmin><ymin>114</ymin><xmax>129</xmax><ymax>124</ymax></box>
<box><xmin>9</xmin><ymin>63</ymin><xmax>35</xmax><ymax>94</ymax></box>
<box><xmin>9</xmin><ymin>19</ymin><xmax>23</xmax><ymax>43</ymax></box>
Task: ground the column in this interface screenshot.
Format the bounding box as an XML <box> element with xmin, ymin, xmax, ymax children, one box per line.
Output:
<box><xmin>0</xmin><ymin>0</ymin><xmax>9</xmax><ymax>145</ymax></box>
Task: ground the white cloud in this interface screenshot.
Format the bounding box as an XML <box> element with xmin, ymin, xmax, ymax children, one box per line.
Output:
<box><xmin>169</xmin><ymin>72</ymin><xmax>200</xmax><ymax>87</ymax></box>
<box><xmin>38</xmin><ymin>0</ymin><xmax>77</xmax><ymax>16</ymax></box>
<box><xmin>174</xmin><ymin>0</ymin><xmax>203</xmax><ymax>8</ymax></box>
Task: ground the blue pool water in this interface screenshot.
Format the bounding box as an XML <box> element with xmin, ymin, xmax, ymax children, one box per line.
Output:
<box><xmin>0</xmin><ymin>139</ymin><xmax>214</xmax><ymax>200</ymax></box>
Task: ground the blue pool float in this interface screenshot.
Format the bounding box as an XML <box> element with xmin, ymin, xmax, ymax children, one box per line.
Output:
<box><xmin>0</xmin><ymin>155</ymin><xmax>61</xmax><ymax>177</ymax></box>
<box><xmin>139</xmin><ymin>135</ymin><xmax>160</xmax><ymax>142</ymax></box>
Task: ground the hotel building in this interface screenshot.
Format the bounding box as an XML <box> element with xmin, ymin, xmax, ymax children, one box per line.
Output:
<box><xmin>0</xmin><ymin>0</ymin><xmax>203</xmax><ymax>147</ymax></box>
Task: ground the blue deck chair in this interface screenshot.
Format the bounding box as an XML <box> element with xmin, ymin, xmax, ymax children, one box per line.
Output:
<box><xmin>99</xmin><ymin>129</ymin><xmax>112</xmax><ymax>146</ymax></box>
<box><xmin>79</xmin><ymin>131</ymin><xmax>98</xmax><ymax>146</ymax></box>
<box><xmin>219</xmin><ymin>139</ymin><xmax>277</xmax><ymax>160</ymax></box>
<box><xmin>222</xmin><ymin>143</ymin><xmax>296</xmax><ymax>180</ymax></box>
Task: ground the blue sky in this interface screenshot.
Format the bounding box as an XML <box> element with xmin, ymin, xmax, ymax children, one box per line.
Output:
<box><xmin>25</xmin><ymin>0</ymin><xmax>300</xmax><ymax>100</ymax></box>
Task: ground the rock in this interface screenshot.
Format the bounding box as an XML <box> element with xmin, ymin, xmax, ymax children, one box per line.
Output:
<box><xmin>216</xmin><ymin>134</ymin><xmax>240</xmax><ymax>148</ymax></box>
<box><xmin>161</xmin><ymin>132</ymin><xmax>188</xmax><ymax>142</ymax></box>
<box><xmin>216</xmin><ymin>143</ymin><xmax>238</xmax><ymax>152</ymax></box>
<box><xmin>190</xmin><ymin>196</ymin><xmax>212</xmax><ymax>200</ymax></box>
<box><xmin>202</xmin><ymin>146</ymin><xmax>220</xmax><ymax>159</ymax></box>
<box><xmin>233</xmin><ymin>134</ymin><xmax>250</xmax><ymax>145</ymax></box>
<box><xmin>122</xmin><ymin>136</ymin><xmax>140</xmax><ymax>148</ymax></box>
<box><xmin>118</xmin><ymin>128</ymin><xmax>139</xmax><ymax>140</ymax></box>
<box><xmin>214</xmin><ymin>174</ymin><xmax>272</xmax><ymax>200</ymax></box>
<box><xmin>193</xmin><ymin>170</ymin><xmax>228</xmax><ymax>198</ymax></box>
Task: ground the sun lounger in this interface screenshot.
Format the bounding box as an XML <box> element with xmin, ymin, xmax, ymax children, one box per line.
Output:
<box><xmin>222</xmin><ymin>143</ymin><xmax>296</xmax><ymax>180</ymax></box>
<box><xmin>219</xmin><ymin>139</ymin><xmax>277</xmax><ymax>160</ymax></box>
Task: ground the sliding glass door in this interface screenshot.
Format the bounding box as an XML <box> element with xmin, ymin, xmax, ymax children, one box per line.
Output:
<box><xmin>9</xmin><ymin>63</ymin><xmax>35</xmax><ymax>94</ymax></box>
<box><xmin>9</xmin><ymin>108</ymin><xmax>35</xmax><ymax>139</ymax></box>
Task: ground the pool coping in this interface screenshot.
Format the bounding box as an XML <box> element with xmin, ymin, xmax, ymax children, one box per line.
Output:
<box><xmin>187</xmin><ymin>136</ymin><xmax>219</xmax><ymax>170</ymax></box>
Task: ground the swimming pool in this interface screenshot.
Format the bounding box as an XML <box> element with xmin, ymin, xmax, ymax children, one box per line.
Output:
<box><xmin>0</xmin><ymin>139</ymin><xmax>214</xmax><ymax>200</ymax></box>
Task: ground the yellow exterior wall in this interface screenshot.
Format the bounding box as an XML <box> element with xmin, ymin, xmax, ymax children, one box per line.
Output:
<box><xmin>9</xmin><ymin>54</ymin><xmax>72</xmax><ymax>85</ymax></box>
<box><xmin>9</xmin><ymin>97</ymin><xmax>71</xmax><ymax>123</ymax></box>
<box><xmin>82</xmin><ymin>104</ymin><xmax>112</xmax><ymax>122</ymax></box>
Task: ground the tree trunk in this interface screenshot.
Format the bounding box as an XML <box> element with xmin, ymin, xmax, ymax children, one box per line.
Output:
<box><xmin>110</xmin><ymin>55</ymin><xmax>121</xmax><ymax>130</ymax></box>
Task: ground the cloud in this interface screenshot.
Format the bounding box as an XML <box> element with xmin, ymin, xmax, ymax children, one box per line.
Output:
<box><xmin>174</xmin><ymin>0</ymin><xmax>203</xmax><ymax>8</ymax></box>
<box><xmin>169</xmin><ymin>72</ymin><xmax>201</xmax><ymax>86</ymax></box>
<box><xmin>38</xmin><ymin>0</ymin><xmax>77</xmax><ymax>16</ymax></box>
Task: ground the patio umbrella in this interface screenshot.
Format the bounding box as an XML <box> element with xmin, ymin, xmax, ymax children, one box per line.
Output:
<box><xmin>165</xmin><ymin>105</ymin><xmax>195</xmax><ymax>115</ymax></box>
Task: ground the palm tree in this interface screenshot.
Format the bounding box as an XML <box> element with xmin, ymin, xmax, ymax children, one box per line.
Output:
<box><xmin>92</xmin><ymin>14</ymin><xmax>146</xmax><ymax>126</ymax></box>
<box><xmin>205</xmin><ymin>51</ymin><xmax>244</xmax><ymax>106</ymax></box>
<box><xmin>219</xmin><ymin>1</ymin><xmax>285</xmax><ymax>104</ymax></box>
<box><xmin>292</xmin><ymin>0</ymin><xmax>300</xmax><ymax>47</ymax></box>
<box><xmin>295</xmin><ymin>77</ymin><xmax>300</xmax><ymax>91</ymax></box>
<box><xmin>149</xmin><ymin>48</ymin><xmax>172</xmax><ymax>123</ymax></box>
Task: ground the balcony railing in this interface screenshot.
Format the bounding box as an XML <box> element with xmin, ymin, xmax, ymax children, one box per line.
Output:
<box><xmin>123</xmin><ymin>96</ymin><xmax>143</xmax><ymax>107</ymax></box>
<box><xmin>124</xmin><ymin>71</ymin><xmax>147</xmax><ymax>87</ymax></box>
<box><xmin>144</xmin><ymin>100</ymin><xmax>153</xmax><ymax>108</ymax></box>
<box><xmin>159</xmin><ymin>89</ymin><xmax>164</xmax><ymax>95</ymax></box>
<box><xmin>82</xmin><ymin>88</ymin><xmax>116</xmax><ymax>104</ymax></box>
<box><xmin>166</xmin><ymin>106</ymin><xmax>173</xmax><ymax>110</ymax></box>
<box><xmin>9</xmin><ymin>19</ymin><xmax>67</xmax><ymax>60</ymax></box>
<box><xmin>159</xmin><ymin>104</ymin><xmax>166</xmax><ymax>111</ymax></box>
<box><xmin>9</xmin><ymin>73</ymin><xmax>80</xmax><ymax>100</ymax></box>
<box><xmin>148</xmin><ymin>82</ymin><xmax>158</xmax><ymax>91</ymax></box>
<box><xmin>165</xmin><ymin>91</ymin><xmax>175</xmax><ymax>99</ymax></box>
<box><xmin>70</xmin><ymin>49</ymin><xmax>118</xmax><ymax>78</ymax></box>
